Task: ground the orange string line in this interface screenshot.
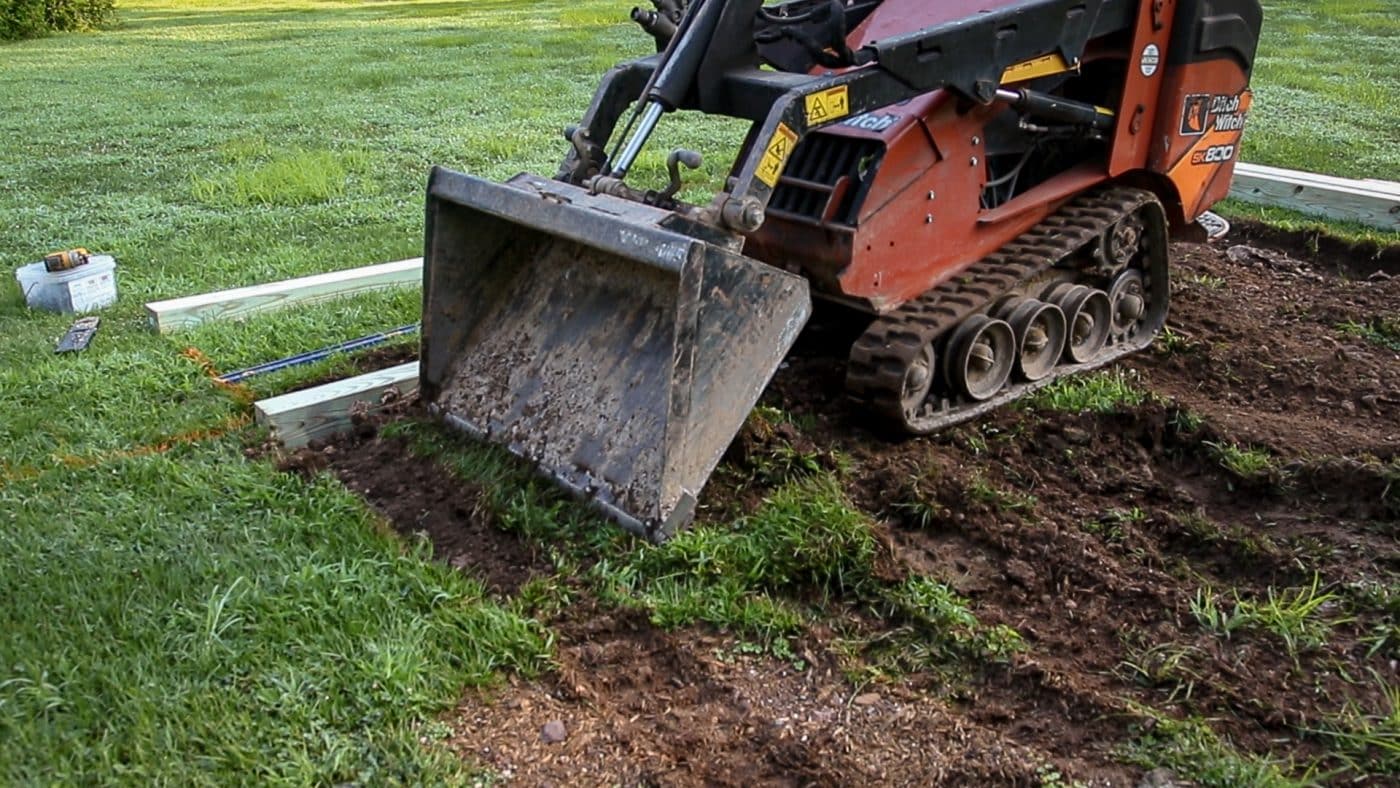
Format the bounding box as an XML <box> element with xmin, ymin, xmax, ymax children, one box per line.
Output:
<box><xmin>181</xmin><ymin>346</ymin><xmax>257</xmax><ymax>405</ymax></box>
<box><xmin>0</xmin><ymin>347</ymin><xmax>262</xmax><ymax>488</ymax></box>
<box><xmin>0</xmin><ymin>413</ymin><xmax>254</xmax><ymax>488</ymax></box>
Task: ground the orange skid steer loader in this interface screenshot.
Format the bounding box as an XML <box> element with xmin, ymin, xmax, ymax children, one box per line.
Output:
<box><xmin>419</xmin><ymin>0</ymin><xmax>1261</xmax><ymax>539</ymax></box>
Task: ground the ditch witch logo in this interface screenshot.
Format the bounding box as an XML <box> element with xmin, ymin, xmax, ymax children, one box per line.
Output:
<box><xmin>1180</xmin><ymin>92</ymin><xmax>1248</xmax><ymax>136</ymax></box>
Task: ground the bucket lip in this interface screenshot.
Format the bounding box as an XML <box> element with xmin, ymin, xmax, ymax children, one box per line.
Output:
<box><xmin>437</xmin><ymin>406</ymin><xmax>695</xmax><ymax>542</ymax></box>
<box><xmin>428</xmin><ymin>168</ymin><xmax>699</xmax><ymax>276</ymax></box>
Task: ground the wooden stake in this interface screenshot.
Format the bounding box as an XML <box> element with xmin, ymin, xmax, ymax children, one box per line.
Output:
<box><xmin>146</xmin><ymin>258</ymin><xmax>422</xmax><ymax>334</ymax></box>
<box><xmin>254</xmin><ymin>362</ymin><xmax>418</xmax><ymax>449</ymax></box>
<box><xmin>1230</xmin><ymin>163</ymin><xmax>1400</xmax><ymax>231</ymax></box>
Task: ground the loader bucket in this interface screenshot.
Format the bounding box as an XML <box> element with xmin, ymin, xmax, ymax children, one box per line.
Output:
<box><xmin>421</xmin><ymin>168</ymin><xmax>812</xmax><ymax>540</ymax></box>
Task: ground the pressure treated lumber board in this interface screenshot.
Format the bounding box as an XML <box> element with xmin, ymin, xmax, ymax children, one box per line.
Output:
<box><xmin>146</xmin><ymin>258</ymin><xmax>423</xmax><ymax>333</ymax></box>
<box><xmin>1229</xmin><ymin>163</ymin><xmax>1400</xmax><ymax>231</ymax></box>
<box><xmin>254</xmin><ymin>362</ymin><xmax>418</xmax><ymax>448</ymax></box>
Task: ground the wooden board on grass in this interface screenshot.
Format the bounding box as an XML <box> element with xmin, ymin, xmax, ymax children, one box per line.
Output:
<box><xmin>254</xmin><ymin>362</ymin><xmax>418</xmax><ymax>448</ymax></box>
<box><xmin>1230</xmin><ymin>163</ymin><xmax>1400</xmax><ymax>231</ymax></box>
<box><xmin>146</xmin><ymin>258</ymin><xmax>423</xmax><ymax>333</ymax></box>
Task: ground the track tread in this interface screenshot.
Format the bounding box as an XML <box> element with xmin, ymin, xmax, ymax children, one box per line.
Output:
<box><xmin>845</xmin><ymin>186</ymin><xmax>1167</xmax><ymax>433</ymax></box>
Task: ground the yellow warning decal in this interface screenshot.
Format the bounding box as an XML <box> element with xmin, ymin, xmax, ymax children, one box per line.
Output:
<box><xmin>804</xmin><ymin>85</ymin><xmax>850</xmax><ymax>125</ymax></box>
<box><xmin>757</xmin><ymin>122</ymin><xmax>799</xmax><ymax>187</ymax></box>
<box><xmin>1001</xmin><ymin>53</ymin><xmax>1076</xmax><ymax>84</ymax></box>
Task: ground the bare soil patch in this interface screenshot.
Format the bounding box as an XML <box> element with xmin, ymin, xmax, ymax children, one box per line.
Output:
<box><xmin>288</xmin><ymin>229</ymin><xmax>1398</xmax><ymax>785</ymax></box>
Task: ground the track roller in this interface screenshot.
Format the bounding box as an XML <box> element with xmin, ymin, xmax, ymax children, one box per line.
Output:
<box><xmin>899</xmin><ymin>342</ymin><xmax>937</xmax><ymax>421</ymax></box>
<box><xmin>1107</xmin><ymin>269</ymin><xmax>1147</xmax><ymax>337</ymax></box>
<box><xmin>845</xmin><ymin>186</ymin><xmax>1170</xmax><ymax>436</ymax></box>
<box><xmin>996</xmin><ymin>297</ymin><xmax>1067</xmax><ymax>381</ymax></box>
<box><xmin>944</xmin><ymin>314</ymin><xmax>1015</xmax><ymax>401</ymax></box>
<box><xmin>1044</xmin><ymin>283</ymin><xmax>1110</xmax><ymax>363</ymax></box>
<box><xmin>1098</xmin><ymin>210</ymin><xmax>1145</xmax><ymax>268</ymax></box>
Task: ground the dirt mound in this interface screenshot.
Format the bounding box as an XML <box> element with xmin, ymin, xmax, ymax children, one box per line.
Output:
<box><xmin>288</xmin><ymin>229</ymin><xmax>1398</xmax><ymax>785</ymax></box>
<box><xmin>1145</xmin><ymin>234</ymin><xmax>1399</xmax><ymax>458</ymax></box>
<box><xmin>447</xmin><ymin>604</ymin><xmax>1063</xmax><ymax>787</ymax></box>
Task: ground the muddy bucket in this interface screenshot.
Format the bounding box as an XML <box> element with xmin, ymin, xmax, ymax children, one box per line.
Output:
<box><xmin>421</xmin><ymin>168</ymin><xmax>811</xmax><ymax>540</ymax></box>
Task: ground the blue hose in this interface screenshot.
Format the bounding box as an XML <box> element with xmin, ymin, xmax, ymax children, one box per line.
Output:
<box><xmin>215</xmin><ymin>324</ymin><xmax>419</xmax><ymax>384</ymax></box>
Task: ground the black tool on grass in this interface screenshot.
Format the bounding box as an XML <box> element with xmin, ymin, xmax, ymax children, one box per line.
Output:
<box><xmin>55</xmin><ymin>317</ymin><xmax>100</xmax><ymax>353</ymax></box>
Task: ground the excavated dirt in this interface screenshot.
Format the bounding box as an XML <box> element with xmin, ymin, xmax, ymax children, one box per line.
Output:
<box><xmin>284</xmin><ymin>226</ymin><xmax>1399</xmax><ymax>786</ymax></box>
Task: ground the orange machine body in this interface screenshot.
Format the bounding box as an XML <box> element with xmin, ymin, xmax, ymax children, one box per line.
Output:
<box><xmin>744</xmin><ymin>0</ymin><xmax>1259</xmax><ymax>314</ymax></box>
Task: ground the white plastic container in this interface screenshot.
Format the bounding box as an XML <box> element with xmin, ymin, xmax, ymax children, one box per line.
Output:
<box><xmin>15</xmin><ymin>255</ymin><xmax>118</xmax><ymax>313</ymax></box>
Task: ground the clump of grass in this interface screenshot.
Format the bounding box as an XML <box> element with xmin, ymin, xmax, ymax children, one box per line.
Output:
<box><xmin>893</xmin><ymin>477</ymin><xmax>944</xmax><ymax>529</ymax></box>
<box><xmin>1115</xmin><ymin>642</ymin><xmax>1202</xmax><ymax>703</ymax></box>
<box><xmin>1187</xmin><ymin>272</ymin><xmax>1227</xmax><ymax>290</ymax></box>
<box><xmin>966</xmin><ymin>472</ymin><xmax>1038</xmax><ymax>514</ymax></box>
<box><xmin>1119</xmin><ymin>710</ymin><xmax>1309</xmax><ymax>788</ymax></box>
<box><xmin>1026</xmin><ymin>368</ymin><xmax>1149</xmax><ymax>413</ymax></box>
<box><xmin>192</xmin><ymin>148</ymin><xmax>373</xmax><ymax>207</ymax></box>
<box><xmin>1081</xmin><ymin>518</ymin><xmax>1126</xmax><ymax>543</ymax></box>
<box><xmin>1176</xmin><ymin>509</ymin><xmax>1222</xmax><ymax>542</ymax></box>
<box><xmin>1342</xmin><ymin>581</ymin><xmax>1399</xmax><ymax>660</ymax></box>
<box><xmin>893</xmin><ymin>470</ymin><xmax>964</xmax><ymax>529</ymax></box>
<box><xmin>1168</xmin><ymin>407</ymin><xmax>1205</xmax><ymax>434</ymax></box>
<box><xmin>896</xmin><ymin>466</ymin><xmax>1036</xmax><ymax>527</ymax></box>
<box><xmin>1107</xmin><ymin>506</ymin><xmax>1147</xmax><ymax>524</ymax></box>
<box><xmin>1171</xmin><ymin>511</ymin><xmax>1279</xmax><ymax>561</ymax></box>
<box><xmin>1155</xmin><ymin>326</ymin><xmax>1198</xmax><ymax>355</ymax></box>
<box><xmin>1190</xmin><ymin>576</ymin><xmax>1346</xmax><ymax>658</ymax></box>
<box><xmin>871</xmin><ymin>576</ymin><xmax>1025</xmax><ymax>668</ymax></box>
<box><xmin>511</xmin><ymin>574</ymin><xmax>577</xmax><ymax>620</ymax></box>
<box><xmin>1305</xmin><ymin>672</ymin><xmax>1400</xmax><ymax>777</ymax></box>
<box><xmin>585</xmin><ymin>475</ymin><xmax>875</xmax><ymax>653</ymax></box>
<box><xmin>1084</xmin><ymin>507</ymin><xmax>1147</xmax><ymax>543</ymax></box>
<box><xmin>1337</xmin><ymin>318</ymin><xmax>1400</xmax><ymax>353</ymax></box>
<box><xmin>1035</xmin><ymin>764</ymin><xmax>1087</xmax><ymax>788</ymax></box>
<box><xmin>729</xmin><ymin>406</ymin><xmax>843</xmax><ymax>488</ymax></box>
<box><xmin>1205</xmin><ymin>441</ymin><xmax>1278</xmax><ymax>479</ymax></box>
<box><xmin>633</xmin><ymin>475</ymin><xmax>877</xmax><ymax>596</ymax></box>
<box><xmin>216</xmin><ymin>134</ymin><xmax>271</xmax><ymax>163</ymax></box>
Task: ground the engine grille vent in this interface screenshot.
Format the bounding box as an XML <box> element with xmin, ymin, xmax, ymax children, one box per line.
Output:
<box><xmin>768</xmin><ymin>134</ymin><xmax>883</xmax><ymax>226</ymax></box>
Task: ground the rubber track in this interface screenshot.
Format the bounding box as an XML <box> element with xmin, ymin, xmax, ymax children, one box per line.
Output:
<box><xmin>845</xmin><ymin>185</ymin><xmax>1164</xmax><ymax>434</ymax></box>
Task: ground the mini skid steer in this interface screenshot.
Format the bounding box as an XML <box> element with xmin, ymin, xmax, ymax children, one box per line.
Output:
<box><xmin>420</xmin><ymin>0</ymin><xmax>1262</xmax><ymax>539</ymax></box>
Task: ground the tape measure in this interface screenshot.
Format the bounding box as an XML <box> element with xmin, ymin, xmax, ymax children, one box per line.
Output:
<box><xmin>43</xmin><ymin>248</ymin><xmax>91</xmax><ymax>273</ymax></box>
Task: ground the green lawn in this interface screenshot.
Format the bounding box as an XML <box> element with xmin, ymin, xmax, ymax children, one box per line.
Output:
<box><xmin>0</xmin><ymin>0</ymin><xmax>1396</xmax><ymax>782</ymax></box>
<box><xmin>1247</xmin><ymin>0</ymin><xmax>1399</xmax><ymax>180</ymax></box>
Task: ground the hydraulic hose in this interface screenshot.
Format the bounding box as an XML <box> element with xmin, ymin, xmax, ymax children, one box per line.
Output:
<box><xmin>612</xmin><ymin>0</ymin><xmax>729</xmax><ymax>177</ymax></box>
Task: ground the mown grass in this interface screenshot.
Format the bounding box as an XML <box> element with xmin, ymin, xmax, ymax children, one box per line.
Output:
<box><xmin>1247</xmin><ymin>1</ymin><xmax>1399</xmax><ymax>182</ymax></box>
<box><xmin>1222</xmin><ymin>1</ymin><xmax>1400</xmax><ymax>243</ymax></box>
<box><xmin>1</xmin><ymin>0</ymin><xmax>677</xmax><ymax>780</ymax></box>
<box><xmin>0</xmin><ymin>0</ymin><xmax>1395</xmax><ymax>781</ymax></box>
<box><xmin>0</xmin><ymin>440</ymin><xmax>551</xmax><ymax>783</ymax></box>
